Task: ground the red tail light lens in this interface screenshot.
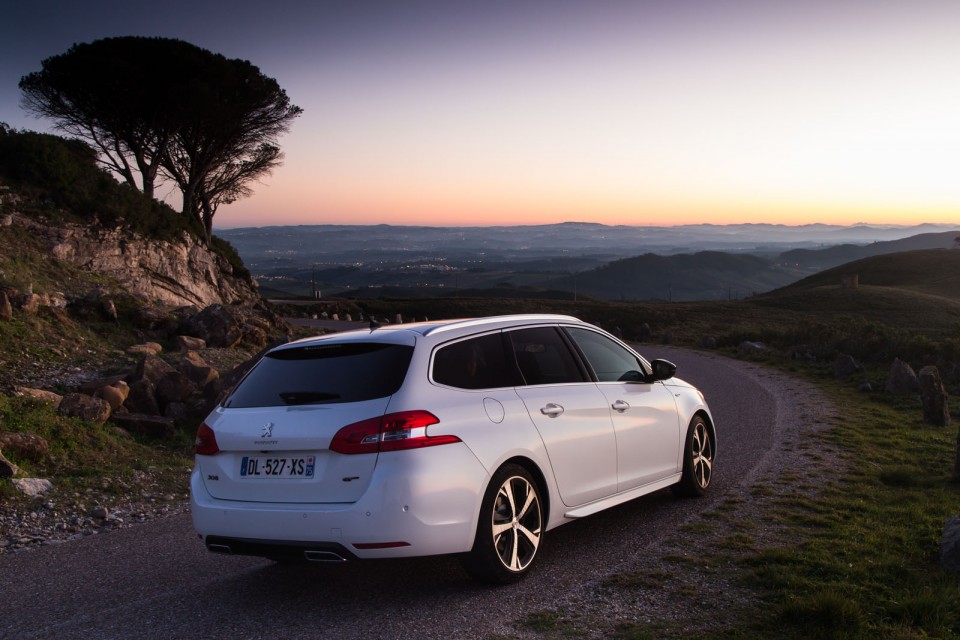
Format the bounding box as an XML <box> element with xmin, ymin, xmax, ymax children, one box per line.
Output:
<box><xmin>195</xmin><ymin>422</ymin><xmax>220</xmax><ymax>455</ymax></box>
<box><xmin>330</xmin><ymin>410</ymin><xmax>459</xmax><ymax>454</ymax></box>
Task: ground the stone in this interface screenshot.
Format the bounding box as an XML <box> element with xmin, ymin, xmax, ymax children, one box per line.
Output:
<box><xmin>126</xmin><ymin>342</ymin><xmax>163</xmax><ymax>356</ymax></box>
<box><xmin>885</xmin><ymin>358</ymin><xmax>919</xmax><ymax>395</ymax></box>
<box><xmin>660</xmin><ymin>331</ymin><xmax>673</xmax><ymax>345</ymax></box>
<box><xmin>12</xmin><ymin>386</ymin><xmax>63</xmax><ymax>409</ymax></box>
<box><xmin>395</xmin><ymin>313</ymin><xmax>403</xmax><ymax>324</ymax></box>
<box><xmin>179</xmin><ymin>304</ymin><xmax>243</xmax><ymax>348</ymax></box>
<box><xmin>101</xmin><ymin>298</ymin><xmax>118</xmax><ymax>322</ymax></box>
<box><xmin>179</xmin><ymin>351</ymin><xmax>219</xmax><ymax>387</ymax></box>
<box><xmin>155</xmin><ymin>371</ymin><xmax>196</xmax><ymax>407</ymax></box>
<box><xmin>740</xmin><ymin>341</ymin><xmax>765</xmax><ymax>352</ymax></box>
<box><xmin>163</xmin><ymin>401</ymin><xmax>190</xmax><ymax>423</ymax></box>
<box><xmin>132</xmin><ymin>354</ymin><xmax>177</xmax><ymax>386</ymax></box>
<box><xmin>110</xmin><ymin>413</ymin><xmax>176</xmax><ymax>439</ymax></box>
<box><xmin>12</xmin><ymin>478</ymin><xmax>53</xmax><ymax>497</ymax></box>
<box><xmin>0</xmin><ymin>451</ymin><xmax>19</xmax><ymax>478</ymax></box>
<box><xmin>858</xmin><ymin>382</ymin><xmax>873</xmax><ymax>393</ymax></box>
<box><xmin>124</xmin><ymin>379</ymin><xmax>160</xmax><ymax>415</ymax></box>
<box><xmin>0</xmin><ymin>291</ymin><xmax>11</xmax><ymax>321</ymax></box>
<box><xmin>90</xmin><ymin>506</ymin><xmax>109</xmax><ymax>520</ymax></box>
<box><xmin>18</xmin><ymin>293</ymin><xmax>41</xmax><ymax>314</ymax></box>
<box><xmin>699</xmin><ymin>336</ymin><xmax>717</xmax><ymax>349</ymax></box>
<box><xmin>94</xmin><ymin>381</ymin><xmax>130</xmax><ymax>411</ymax></box>
<box><xmin>344</xmin><ymin>313</ymin><xmax>352</xmax><ymax>321</ymax></box>
<box><xmin>918</xmin><ymin>366</ymin><xmax>950</xmax><ymax>426</ymax></box>
<box><xmin>942</xmin><ymin>516</ymin><xmax>960</xmax><ymax>573</ymax></box>
<box><xmin>0</xmin><ymin>432</ymin><xmax>50</xmax><ymax>461</ymax></box>
<box><xmin>241</xmin><ymin>324</ymin><xmax>267</xmax><ymax>348</ymax></box>
<box><xmin>788</xmin><ymin>345</ymin><xmax>817</xmax><ymax>361</ymax></box>
<box><xmin>174</xmin><ymin>335</ymin><xmax>206</xmax><ymax>351</ymax></box>
<box><xmin>57</xmin><ymin>393</ymin><xmax>112</xmax><ymax>424</ymax></box>
<box><xmin>833</xmin><ymin>353</ymin><xmax>862</xmax><ymax>379</ymax></box>
<box><xmin>0</xmin><ymin>214</ymin><xmax>12</xmax><ymax>226</ymax></box>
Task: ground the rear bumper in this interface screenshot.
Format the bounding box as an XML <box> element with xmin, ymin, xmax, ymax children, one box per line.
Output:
<box><xmin>190</xmin><ymin>443</ymin><xmax>489</xmax><ymax>559</ymax></box>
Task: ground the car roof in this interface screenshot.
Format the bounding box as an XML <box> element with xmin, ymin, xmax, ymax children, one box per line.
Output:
<box><xmin>277</xmin><ymin>314</ymin><xmax>586</xmax><ymax>350</ymax></box>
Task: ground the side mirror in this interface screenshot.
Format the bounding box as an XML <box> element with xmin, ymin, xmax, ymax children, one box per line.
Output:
<box><xmin>649</xmin><ymin>359</ymin><xmax>677</xmax><ymax>381</ymax></box>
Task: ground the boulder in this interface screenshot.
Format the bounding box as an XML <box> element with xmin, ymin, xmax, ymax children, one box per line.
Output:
<box><xmin>57</xmin><ymin>393</ymin><xmax>111</xmax><ymax>424</ymax></box>
<box><xmin>0</xmin><ymin>451</ymin><xmax>19</xmax><ymax>478</ymax></box>
<box><xmin>101</xmin><ymin>297</ymin><xmax>118</xmax><ymax>322</ymax></box>
<box><xmin>0</xmin><ymin>291</ymin><xmax>11</xmax><ymax>321</ymax></box>
<box><xmin>833</xmin><ymin>353</ymin><xmax>862</xmax><ymax>379</ymax></box>
<box><xmin>241</xmin><ymin>324</ymin><xmax>268</xmax><ymax>348</ymax></box>
<box><xmin>110</xmin><ymin>413</ymin><xmax>176</xmax><ymax>439</ymax></box>
<box><xmin>12</xmin><ymin>387</ymin><xmax>63</xmax><ymax>409</ymax></box>
<box><xmin>174</xmin><ymin>335</ymin><xmax>206</xmax><ymax>351</ymax></box>
<box><xmin>942</xmin><ymin>516</ymin><xmax>960</xmax><ymax>573</ymax></box>
<box><xmin>12</xmin><ymin>478</ymin><xmax>53</xmax><ymax>497</ymax></box>
<box><xmin>0</xmin><ymin>432</ymin><xmax>49</xmax><ymax>461</ymax></box>
<box><xmin>918</xmin><ymin>366</ymin><xmax>950</xmax><ymax>427</ymax></box>
<box><xmin>700</xmin><ymin>336</ymin><xmax>717</xmax><ymax>349</ymax></box>
<box><xmin>94</xmin><ymin>381</ymin><xmax>130</xmax><ymax>411</ymax></box>
<box><xmin>180</xmin><ymin>351</ymin><xmax>219</xmax><ymax>387</ymax></box>
<box><xmin>132</xmin><ymin>354</ymin><xmax>177</xmax><ymax>386</ymax></box>
<box><xmin>154</xmin><ymin>371</ymin><xmax>196</xmax><ymax>408</ymax></box>
<box><xmin>126</xmin><ymin>342</ymin><xmax>163</xmax><ymax>356</ymax></box>
<box><xmin>740</xmin><ymin>341</ymin><xmax>766</xmax><ymax>352</ymax></box>
<box><xmin>180</xmin><ymin>304</ymin><xmax>243</xmax><ymax>348</ymax></box>
<box><xmin>885</xmin><ymin>358</ymin><xmax>919</xmax><ymax>395</ymax></box>
<box><xmin>124</xmin><ymin>379</ymin><xmax>160</xmax><ymax>415</ymax></box>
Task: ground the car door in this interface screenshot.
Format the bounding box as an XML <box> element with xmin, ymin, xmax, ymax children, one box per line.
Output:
<box><xmin>508</xmin><ymin>326</ymin><xmax>618</xmax><ymax>507</ymax></box>
<box><xmin>564</xmin><ymin>327</ymin><xmax>682</xmax><ymax>491</ymax></box>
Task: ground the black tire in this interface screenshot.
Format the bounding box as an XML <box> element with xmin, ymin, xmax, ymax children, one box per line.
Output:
<box><xmin>672</xmin><ymin>414</ymin><xmax>714</xmax><ymax>497</ymax></box>
<box><xmin>461</xmin><ymin>463</ymin><xmax>544</xmax><ymax>584</ymax></box>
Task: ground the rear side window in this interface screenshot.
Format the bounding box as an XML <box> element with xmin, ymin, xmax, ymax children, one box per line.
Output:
<box><xmin>508</xmin><ymin>327</ymin><xmax>588</xmax><ymax>386</ymax></box>
<box><xmin>224</xmin><ymin>343</ymin><xmax>414</xmax><ymax>408</ymax></box>
<box><xmin>433</xmin><ymin>333</ymin><xmax>519</xmax><ymax>390</ymax></box>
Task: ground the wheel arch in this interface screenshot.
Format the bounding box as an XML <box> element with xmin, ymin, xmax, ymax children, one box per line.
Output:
<box><xmin>692</xmin><ymin>409</ymin><xmax>717</xmax><ymax>459</ymax></box>
<box><xmin>500</xmin><ymin>455</ymin><xmax>551</xmax><ymax>524</ymax></box>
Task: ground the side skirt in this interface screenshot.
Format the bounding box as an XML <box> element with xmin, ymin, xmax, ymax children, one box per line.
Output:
<box><xmin>563</xmin><ymin>473</ymin><xmax>682</xmax><ymax>519</ymax></box>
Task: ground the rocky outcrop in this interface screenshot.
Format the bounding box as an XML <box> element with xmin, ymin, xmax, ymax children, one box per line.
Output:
<box><xmin>918</xmin><ymin>366</ymin><xmax>950</xmax><ymax>427</ymax></box>
<box><xmin>885</xmin><ymin>358</ymin><xmax>919</xmax><ymax>395</ymax></box>
<box><xmin>10</xmin><ymin>213</ymin><xmax>256</xmax><ymax>308</ymax></box>
<box><xmin>943</xmin><ymin>516</ymin><xmax>960</xmax><ymax>573</ymax></box>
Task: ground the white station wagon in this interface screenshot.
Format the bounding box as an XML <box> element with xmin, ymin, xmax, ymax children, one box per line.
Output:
<box><xmin>191</xmin><ymin>314</ymin><xmax>715</xmax><ymax>583</ymax></box>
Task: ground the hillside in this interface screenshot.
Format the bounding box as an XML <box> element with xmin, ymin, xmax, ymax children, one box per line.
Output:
<box><xmin>778</xmin><ymin>231</ymin><xmax>960</xmax><ymax>270</ymax></box>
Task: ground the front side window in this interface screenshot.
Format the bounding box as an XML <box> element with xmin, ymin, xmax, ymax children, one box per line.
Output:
<box><xmin>565</xmin><ymin>327</ymin><xmax>646</xmax><ymax>382</ymax></box>
<box><xmin>433</xmin><ymin>332</ymin><xmax>518</xmax><ymax>390</ymax></box>
<box><xmin>508</xmin><ymin>327</ymin><xmax>588</xmax><ymax>386</ymax></box>
<box><xmin>224</xmin><ymin>342</ymin><xmax>414</xmax><ymax>407</ymax></box>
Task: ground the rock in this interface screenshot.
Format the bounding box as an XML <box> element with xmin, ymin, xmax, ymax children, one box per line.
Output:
<box><xmin>858</xmin><ymin>382</ymin><xmax>873</xmax><ymax>392</ymax></box>
<box><xmin>90</xmin><ymin>506</ymin><xmax>109</xmax><ymax>520</ymax></box>
<box><xmin>124</xmin><ymin>379</ymin><xmax>160</xmax><ymax>415</ymax></box>
<box><xmin>154</xmin><ymin>371</ymin><xmax>196</xmax><ymax>407</ymax></box>
<box><xmin>57</xmin><ymin>393</ymin><xmax>112</xmax><ymax>424</ymax></box>
<box><xmin>942</xmin><ymin>516</ymin><xmax>960</xmax><ymax>573</ymax></box>
<box><xmin>344</xmin><ymin>314</ymin><xmax>352</xmax><ymax>322</ymax></box>
<box><xmin>110</xmin><ymin>413</ymin><xmax>176</xmax><ymax>439</ymax></box>
<box><xmin>132</xmin><ymin>354</ymin><xmax>176</xmax><ymax>386</ymax></box>
<box><xmin>788</xmin><ymin>345</ymin><xmax>817</xmax><ymax>361</ymax></box>
<box><xmin>18</xmin><ymin>293</ymin><xmax>41</xmax><ymax>314</ymax></box>
<box><xmin>0</xmin><ymin>451</ymin><xmax>19</xmax><ymax>478</ymax></box>
<box><xmin>0</xmin><ymin>432</ymin><xmax>50</xmax><ymax>461</ymax></box>
<box><xmin>94</xmin><ymin>381</ymin><xmax>130</xmax><ymax>411</ymax></box>
<box><xmin>1</xmin><ymin>214</ymin><xmax>11</xmax><ymax>226</ymax></box>
<box><xmin>163</xmin><ymin>401</ymin><xmax>190</xmax><ymax>424</ymax></box>
<box><xmin>637</xmin><ymin>323</ymin><xmax>652</xmax><ymax>342</ymax></box>
<box><xmin>699</xmin><ymin>336</ymin><xmax>717</xmax><ymax>349</ymax></box>
<box><xmin>918</xmin><ymin>366</ymin><xmax>950</xmax><ymax>426</ymax></box>
<box><xmin>12</xmin><ymin>478</ymin><xmax>53</xmax><ymax>497</ymax></box>
<box><xmin>241</xmin><ymin>324</ymin><xmax>267</xmax><ymax>348</ymax></box>
<box><xmin>101</xmin><ymin>298</ymin><xmax>118</xmax><ymax>322</ymax></box>
<box><xmin>179</xmin><ymin>351</ymin><xmax>219</xmax><ymax>387</ymax></box>
<box><xmin>126</xmin><ymin>342</ymin><xmax>163</xmax><ymax>356</ymax></box>
<box><xmin>740</xmin><ymin>341</ymin><xmax>765</xmax><ymax>352</ymax></box>
<box><xmin>174</xmin><ymin>335</ymin><xmax>206</xmax><ymax>351</ymax></box>
<box><xmin>12</xmin><ymin>387</ymin><xmax>63</xmax><ymax>409</ymax></box>
<box><xmin>885</xmin><ymin>358</ymin><xmax>919</xmax><ymax>395</ymax></box>
<box><xmin>0</xmin><ymin>291</ymin><xmax>11</xmax><ymax>321</ymax></box>
<box><xmin>180</xmin><ymin>304</ymin><xmax>243</xmax><ymax>348</ymax></box>
<box><xmin>833</xmin><ymin>353</ymin><xmax>862</xmax><ymax>379</ymax></box>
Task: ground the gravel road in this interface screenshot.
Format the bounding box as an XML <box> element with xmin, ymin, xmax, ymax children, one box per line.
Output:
<box><xmin>0</xmin><ymin>347</ymin><xmax>836</xmax><ymax>640</ymax></box>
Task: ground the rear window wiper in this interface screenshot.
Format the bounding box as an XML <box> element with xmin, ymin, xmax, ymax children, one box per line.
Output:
<box><xmin>278</xmin><ymin>391</ymin><xmax>341</xmax><ymax>405</ymax></box>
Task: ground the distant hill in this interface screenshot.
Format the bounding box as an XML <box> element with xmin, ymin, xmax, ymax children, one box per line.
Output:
<box><xmin>546</xmin><ymin>251</ymin><xmax>799</xmax><ymax>301</ymax></box>
<box><xmin>752</xmin><ymin>249</ymin><xmax>960</xmax><ymax>333</ymax></box>
<box><xmin>778</xmin><ymin>231</ymin><xmax>960</xmax><ymax>270</ymax></box>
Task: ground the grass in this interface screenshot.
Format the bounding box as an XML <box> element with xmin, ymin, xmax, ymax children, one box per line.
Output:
<box><xmin>516</xmin><ymin>368</ymin><xmax>960</xmax><ymax>640</ymax></box>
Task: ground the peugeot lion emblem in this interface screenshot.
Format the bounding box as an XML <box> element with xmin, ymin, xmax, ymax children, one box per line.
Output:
<box><xmin>260</xmin><ymin>422</ymin><xmax>274</xmax><ymax>438</ymax></box>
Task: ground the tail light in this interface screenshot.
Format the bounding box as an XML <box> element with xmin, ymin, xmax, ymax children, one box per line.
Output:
<box><xmin>330</xmin><ymin>410</ymin><xmax>459</xmax><ymax>454</ymax></box>
<box><xmin>195</xmin><ymin>422</ymin><xmax>220</xmax><ymax>455</ymax></box>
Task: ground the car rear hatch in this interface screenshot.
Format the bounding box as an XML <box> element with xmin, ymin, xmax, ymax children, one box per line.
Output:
<box><xmin>195</xmin><ymin>335</ymin><xmax>415</xmax><ymax>504</ymax></box>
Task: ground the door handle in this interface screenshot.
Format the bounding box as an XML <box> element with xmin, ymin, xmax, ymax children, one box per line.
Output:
<box><xmin>612</xmin><ymin>400</ymin><xmax>630</xmax><ymax>413</ymax></box>
<box><xmin>540</xmin><ymin>403</ymin><xmax>564</xmax><ymax>418</ymax></box>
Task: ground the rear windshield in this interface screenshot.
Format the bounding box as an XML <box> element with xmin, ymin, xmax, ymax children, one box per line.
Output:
<box><xmin>224</xmin><ymin>342</ymin><xmax>414</xmax><ymax>408</ymax></box>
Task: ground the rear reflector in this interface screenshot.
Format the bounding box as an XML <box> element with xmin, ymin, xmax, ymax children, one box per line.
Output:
<box><xmin>352</xmin><ymin>541</ymin><xmax>411</xmax><ymax>549</ymax></box>
<box><xmin>330</xmin><ymin>410</ymin><xmax>459</xmax><ymax>454</ymax></box>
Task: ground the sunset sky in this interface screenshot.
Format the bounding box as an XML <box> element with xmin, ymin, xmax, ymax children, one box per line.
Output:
<box><xmin>1</xmin><ymin>0</ymin><xmax>959</xmax><ymax>229</ymax></box>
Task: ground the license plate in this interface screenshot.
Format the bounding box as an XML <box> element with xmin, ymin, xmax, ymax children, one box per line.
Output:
<box><xmin>240</xmin><ymin>455</ymin><xmax>316</xmax><ymax>479</ymax></box>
